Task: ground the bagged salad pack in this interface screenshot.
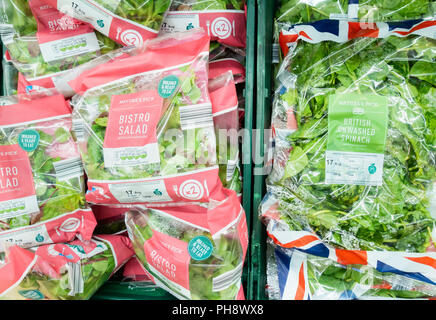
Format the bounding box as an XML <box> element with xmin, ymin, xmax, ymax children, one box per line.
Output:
<box><xmin>0</xmin><ymin>93</ymin><xmax>98</xmax><ymax>250</ymax></box>
<box><xmin>209</xmin><ymin>71</ymin><xmax>242</xmax><ymax>195</ymax></box>
<box><xmin>357</xmin><ymin>0</ymin><xmax>436</xmax><ymax>22</ymax></box>
<box><xmin>43</xmin><ymin>0</ymin><xmax>171</xmax><ymax>47</ymax></box>
<box><xmin>0</xmin><ymin>234</ymin><xmax>133</xmax><ymax>300</ymax></box>
<box><xmin>71</xmin><ymin>29</ymin><xmax>224</xmax><ymax>205</ymax></box>
<box><xmin>161</xmin><ymin>0</ymin><xmax>247</xmax><ymax>48</ymax></box>
<box><xmin>263</xmin><ymin>19</ymin><xmax>436</xmax><ymax>284</ymax></box>
<box><xmin>125</xmin><ymin>189</ymin><xmax>248</xmax><ymax>300</ymax></box>
<box><xmin>267</xmin><ymin>241</ymin><xmax>436</xmax><ymax>300</ymax></box>
<box><xmin>0</xmin><ymin>0</ymin><xmax>119</xmax><ymax>93</ymax></box>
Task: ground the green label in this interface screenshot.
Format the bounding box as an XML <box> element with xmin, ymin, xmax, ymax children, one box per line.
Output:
<box><xmin>158</xmin><ymin>75</ymin><xmax>179</xmax><ymax>98</ymax></box>
<box><xmin>18</xmin><ymin>290</ymin><xmax>44</xmax><ymax>300</ymax></box>
<box><xmin>18</xmin><ymin>130</ymin><xmax>40</xmax><ymax>152</ymax></box>
<box><xmin>326</xmin><ymin>93</ymin><xmax>389</xmax><ymax>186</ymax></box>
<box><xmin>188</xmin><ymin>236</ymin><xmax>214</xmax><ymax>261</ymax></box>
<box><xmin>327</xmin><ymin>94</ymin><xmax>388</xmax><ymax>153</ymax></box>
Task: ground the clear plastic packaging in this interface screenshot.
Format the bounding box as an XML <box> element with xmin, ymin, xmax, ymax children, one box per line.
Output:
<box><xmin>269</xmin><ymin>21</ymin><xmax>436</xmax><ymax>255</ymax></box>
<box><xmin>358</xmin><ymin>0</ymin><xmax>436</xmax><ymax>22</ymax></box>
<box><xmin>0</xmin><ymin>93</ymin><xmax>95</xmax><ymax>250</ymax></box>
<box><xmin>209</xmin><ymin>71</ymin><xmax>242</xmax><ymax>195</ymax></box>
<box><xmin>92</xmin><ymin>205</ymin><xmax>129</xmax><ymax>235</ymax></box>
<box><xmin>267</xmin><ymin>240</ymin><xmax>436</xmax><ymax>300</ymax></box>
<box><xmin>44</xmin><ymin>0</ymin><xmax>172</xmax><ymax>46</ymax></box>
<box><xmin>71</xmin><ymin>29</ymin><xmax>223</xmax><ymax>205</ymax></box>
<box><xmin>125</xmin><ymin>189</ymin><xmax>248</xmax><ymax>300</ymax></box>
<box><xmin>0</xmin><ymin>0</ymin><xmax>120</xmax><ymax>85</ymax></box>
<box><xmin>161</xmin><ymin>0</ymin><xmax>247</xmax><ymax>48</ymax></box>
<box><xmin>2</xmin><ymin>52</ymin><xmax>19</xmax><ymax>96</ymax></box>
<box><xmin>0</xmin><ymin>235</ymin><xmax>133</xmax><ymax>300</ymax></box>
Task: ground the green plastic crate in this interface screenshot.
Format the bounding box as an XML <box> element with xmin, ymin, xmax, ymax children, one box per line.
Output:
<box><xmin>248</xmin><ymin>0</ymin><xmax>277</xmax><ymax>301</ymax></box>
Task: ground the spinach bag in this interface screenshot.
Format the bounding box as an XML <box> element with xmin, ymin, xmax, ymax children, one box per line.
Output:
<box><xmin>0</xmin><ymin>0</ymin><xmax>120</xmax><ymax>90</ymax></box>
<box><xmin>0</xmin><ymin>93</ymin><xmax>96</xmax><ymax>250</ymax></box>
<box><xmin>267</xmin><ymin>20</ymin><xmax>436</xmax><ymax>256</ymax></box>
<box><xmin>266</xmin><ymin>241</ymin><xmax>436</xmax><ymax>300</ymax></box>
<box><xmin>0</xmin><ymin>235</ymin><xmax>133</xmax><ymax>300</ymax></box>
<box><xmin>43</xmin><ymin>0</ymin><xmax>172</xmax><ymax>46</ymax></box>
<box><xmin>125</xmin><ymin>189</ymin><xmax>248</xmax><ymax>300</ymax></box>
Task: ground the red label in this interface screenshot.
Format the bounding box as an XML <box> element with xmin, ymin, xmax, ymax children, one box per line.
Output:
<box><xmin>0</xmin><ymin>145</ymin><xmax>36</xmax><ymax>202</ymax></box>
<box><xmin>104</xmin><ymin>91</ymin><xmax>163</xmax><ymax>148</ymax></box>
<box><xmin>144</xmin><ymin>230</ymin><xmax>190</xmax><ymax>291</ymax></box>
<box><xmin>29</xmin><ymin>0</ymin><xmax>92</xmax><ymax>44</ymax></box>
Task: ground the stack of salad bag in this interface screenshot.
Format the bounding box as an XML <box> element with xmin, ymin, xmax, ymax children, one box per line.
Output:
<box><xmin>266</xmin><ymin>241</ymin><xmax>436</xmax><ymax>300</ymax></box>
<box><xmin>261</xmin><ymin>19</ymin><xmax>436</xmax><ymax>299</ymax></box>
<box><xmin>0</xmin><ymin>234</ymin><xmax>133</xmax><ymax>300</ymax></box>
<box><xmin>43</xmin><ymin>0</ymin><xmax>171</xmax><ymax>46</ymax></box>
<box><xmin>0</xmin><ymin>0</ymin><xmax>120</xmax><ymax>95</ymax></box>
<box><xmin>70</xmin><ymin>29</ymin><xmax>223</xmax><ymax>205</ymax></box>
<box><xmin>125</xmin><ymin>188</ymin><xmax>248</xmax><ymax>300</ymax></box>
<box><xmin>0</xmin><ymin>92</ymin><xmax>97</xmax><ymax>251</ymax></box>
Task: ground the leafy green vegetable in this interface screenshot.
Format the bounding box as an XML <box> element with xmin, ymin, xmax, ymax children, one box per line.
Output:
<box><xmin>276</xmin><ymin>0</ymin><xmax>349</xmax><ymax>24</ymax></box>
<box><xmin>270</xmin><ymin>34</ymin><xmax>436</xmax><ymax>253</ymax></box>
<box><xmin>125</xmin><ymin>208</ymin><xmax>244</xmax><ymax>300</ymax></box>
<box><xmin>170</xmin><ymin>0</ymin><xmax>245</xmax><ymax>11</ymax></box>
<box><xmin>0</xmin><ymin>0</ymin><xmax>120</xmax><ymax>79</ymax></box>
<box><xmin>72</xmin><ymin>63</ymin><xmax>217</xmax><ymax>182</ymax></box>
<box><xmin>0</xmin><ymin>118</ymin><xmax>86</xmax><ymax>232</ymax></box>
<box><xmin>94</xmin><ymin>0</ymin><xmax>171</xmax><ymax>31</ymax></box>
<box><xmin>358</xmin><ymin>0</ymin><xmax>435</xmax><ymax>22</ymax></box>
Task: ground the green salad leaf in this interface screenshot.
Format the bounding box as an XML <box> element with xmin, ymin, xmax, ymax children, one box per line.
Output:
<box><xmin>270</xmin><ymin>34</ymin><xmax>436</xmax><ymax>253</ymax></box>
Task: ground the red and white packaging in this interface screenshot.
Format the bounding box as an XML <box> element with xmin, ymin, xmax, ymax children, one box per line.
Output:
<box><xmin>0</xmin><ymin>94</ymin><xmax>95</xmax><ymax>251</ymax></box>
<box><xmin>161</xmin><ymin>3</ymin><xmax>247</xmax><ymax>48</ymax></box>
<box><xmin>0</xmin><ymin>234</ymin><xmax>133</xmax><ymax>300</ymax></box>
<box><xmin>125</xmin><ymin>188</ymin><xmax>248</xmax><ymax>300</ymax></box>
<box><xmin>43</xmin><ymin>0</ymin><xmax>167</xmax><ymax>46</ymax></box>
<box><xmin>71</xmin><ymin>29</ymin><xmax>225</xmax><ymax>205</ymax></box>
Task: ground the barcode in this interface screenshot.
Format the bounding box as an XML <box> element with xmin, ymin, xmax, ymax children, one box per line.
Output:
<box><xmin>0</xmin><ymin>26</ymin><xmax>15</xmax><ymax>37</ymax></box>
<box><xmin>212</xmin><ymin>262</ymin><xmax>243</xmax><ymax>292</ymax></box>
<box><xmin>72</xmin><ymin>118</ymin><xmax>85</xmax><ymax>141</ymax></box>
<box><xmin>179</xmin><ymin>103</ymin><xmax>214</xmax><ymax>130</ymax></box>
<box><xmin>226</xmin><ymin>157</ymin><xmax>239</xmax><ymax>182</ymax></box>
<box><xmin>272</xmin><ymin>43</ymin><xmax>280</xmax><ymax>64</ymax></box>
<box><xmin>67</xmin><ymin>262</ymin><xmax>84</xmax><ymax>296</ymax></box>
<box><xmin>54</xmin><ymin>157</ymin><xmax>84</xmax><ymax>181</ymax></box>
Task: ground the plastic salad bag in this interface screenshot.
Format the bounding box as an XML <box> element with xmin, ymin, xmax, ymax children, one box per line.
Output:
<box><xmin>71</xmin><ymin>29</ymin><xmax>223</xmax><ymax>205</ymax></box>
<box><xmin>125</xmin><ymin>188</ymin><xmax>248</xmax><ymax>300</ymax></box>
<box><xmin>43</xmin><ymin>0</ymin><xmax>171</xmax><ymax>46</ymax></box>
<box><xmin>161</xmin><ymin>0</ymin><xmax>247</xmax><ymax>48</ymax></box>
<box><xmin>264</xmin><ymin>20</ymin><xmax>436</xmax><ymax>283</ymax></box>
<box><xmin>0</xmin><ymin>0</ymin><xmax>120</xmax><ymax>93</ymax></box>
<box><xmin>266</xmin><ymin>241</ymin><xmax>436</xmax><ymax>300</ymax></box>
<box><xmin>92</xmin><ymin>205</ymin><xmax>129</xmax><ymax>235</ymax></box>
<box><xmin>0</xmin><ymin>93</ymin><xmax>97</xmax><ymax>250</ymax></box>
<box><xmin>0</xmin><ymin>234</ymin><xmax>133</xmax><ymax>300</ymax></box>
<box><xmin>209</xmin><ymin>71</ymin><xmax>242</xmax><ymax>195</ymax></box>
<box><xmin>16</xmin><ymin>45</ymin><xmax>138</xmax><ymax>98</ymax></box>
<box><xmin>357</xmin><ymin>0</ymin><xmax>436</xmax><ymax>22</ymax></box>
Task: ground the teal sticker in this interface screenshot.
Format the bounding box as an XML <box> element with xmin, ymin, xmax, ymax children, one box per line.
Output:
<box><xmin>368</xmin><ymin>163</ymin><xmax>377</xmax><ymax>174</ymax></box>
<box><xmin>18</xmin><ymin>290</ymin><xmax>44</xmax><ymax>300</ymax></box>
<box><xmin>18</xmin><ymin>130</ymin><xmax>40</xmax><ymax>152</ymax></box>
<box><xmin>158</xmin><ymin>75</ymin><xmax>179</xmax><ymax>98</ymax></box>
<box><xmin>188</xmin><ymin>236</ymin><xmax>213</xmax><ymax>261</ymax></box>
<box><xmin>35</xmin><ymin>234</ymin><xmax>44</xmax><ymax>243</ymax></box>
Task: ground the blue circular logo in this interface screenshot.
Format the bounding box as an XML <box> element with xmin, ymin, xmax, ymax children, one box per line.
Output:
<box><xmin>188</xmin><ymin>236</ymin><xmax>214</xmax><ymax>261</ymax></box>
